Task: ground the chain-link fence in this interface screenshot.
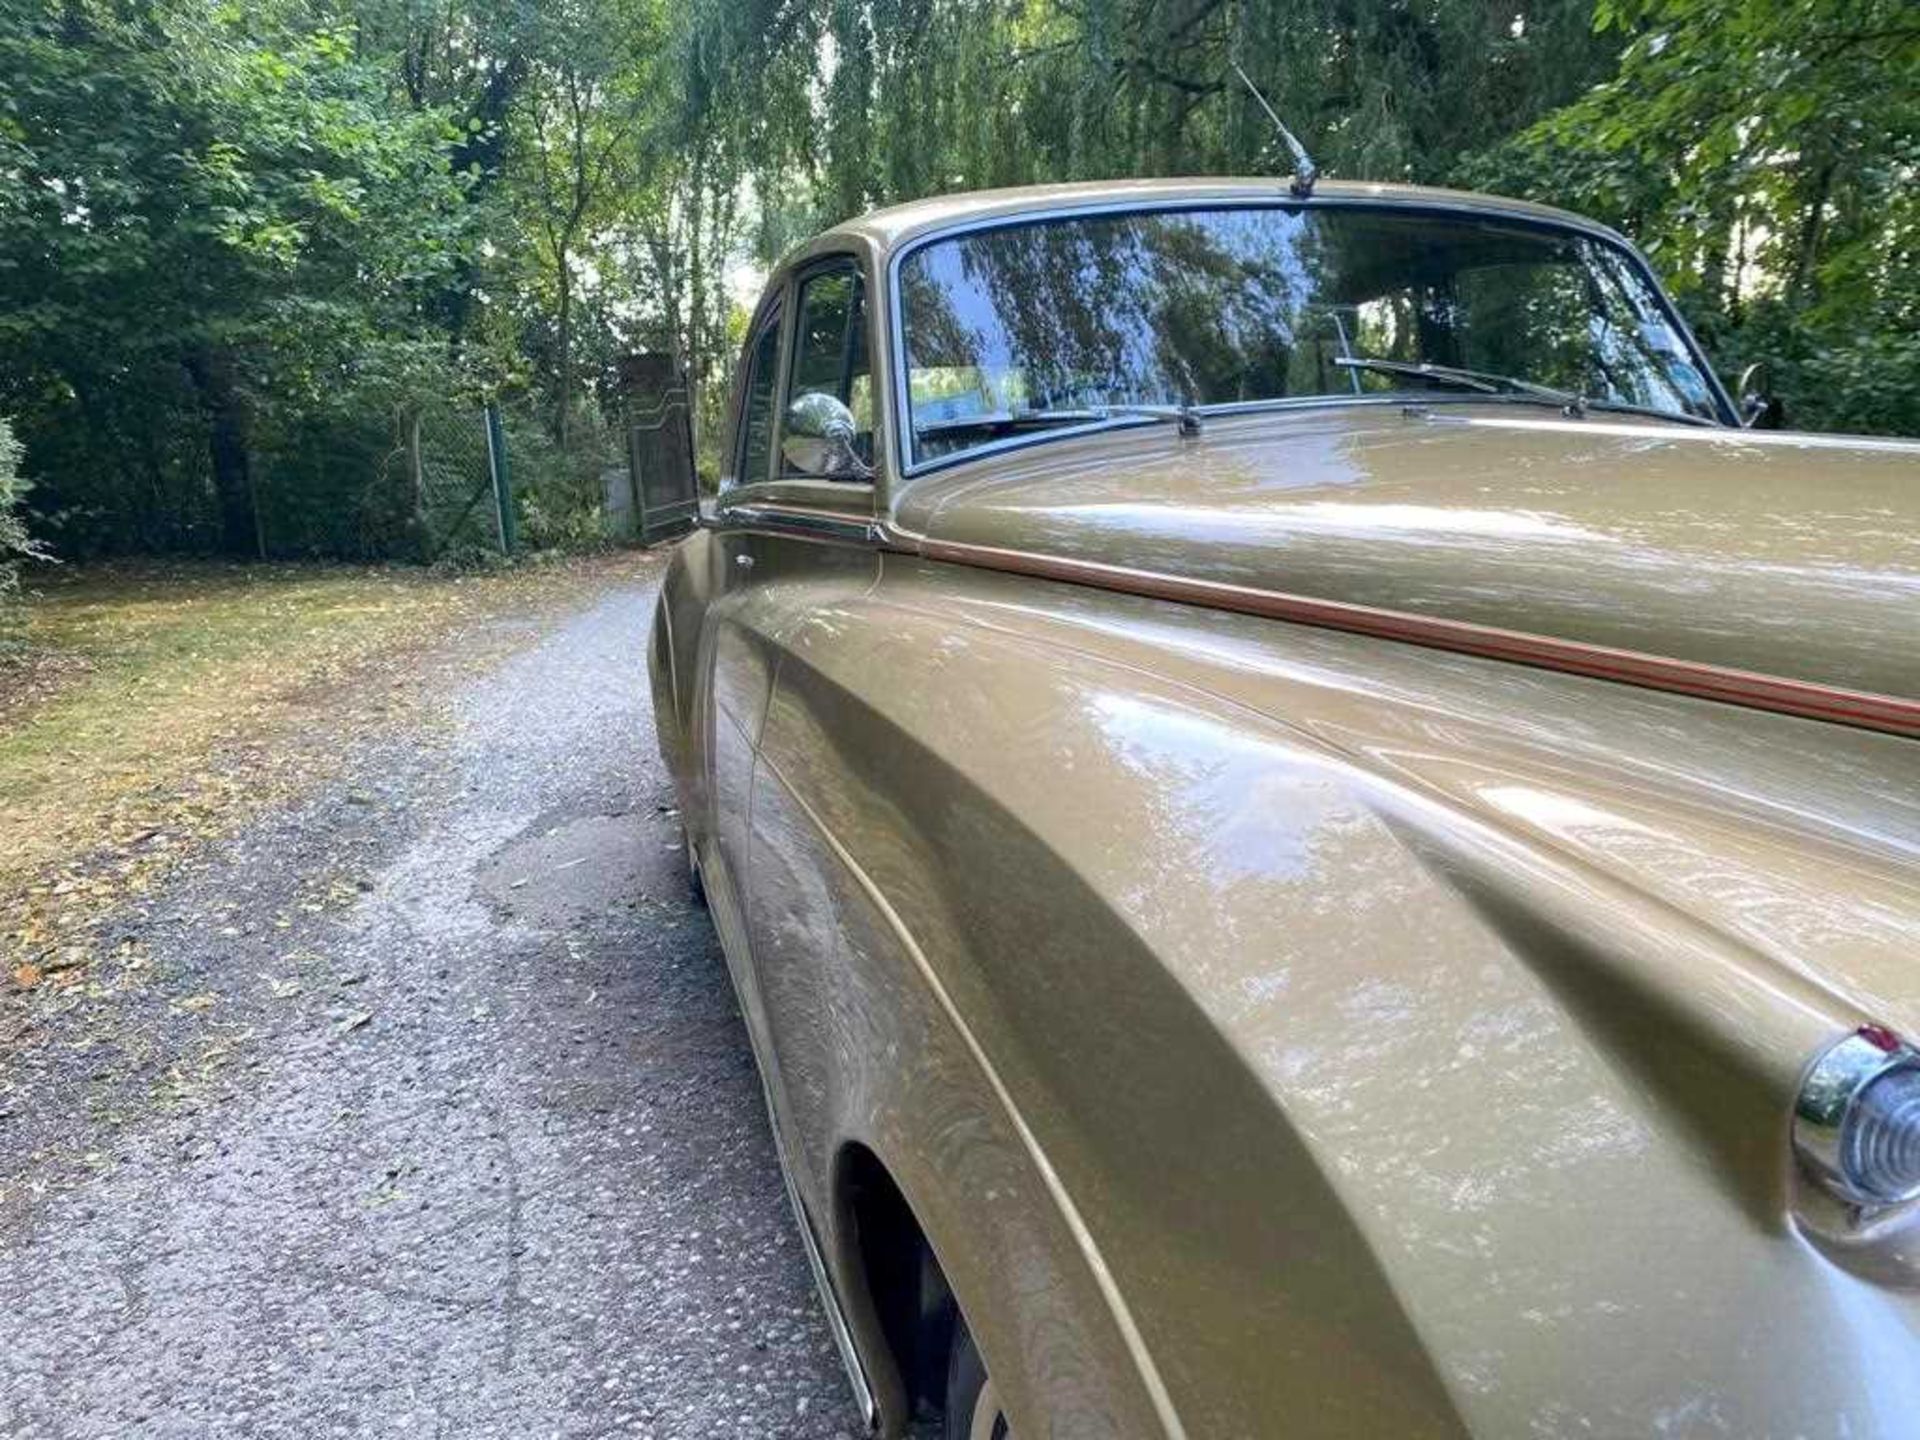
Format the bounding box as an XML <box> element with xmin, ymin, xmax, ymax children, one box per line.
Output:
<box><xmin>15</xmin><ymin>378</ymin><xmax>680</xmax><ymax>564</ymax></box>
<box><xmin>406</xmin><ymin>404</ymin><xmax>515</xmax><ymax>563</ymax></box>
<box><xmin>243</xmin><ymin>402</ymin><xmax>516</xmax><ymax>564</ymax></box>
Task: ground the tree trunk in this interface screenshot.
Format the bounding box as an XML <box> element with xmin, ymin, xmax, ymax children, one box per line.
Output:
<box><xmin>687</xmin><ymin>163</ymin><xmax>706</xmax><ymax>455</ymax></box>
<box><xmin>1700</xmin><ymin>192</ymin><xmax>1735</xmax><ymax>321</ymax></box>
<box><xmin>1787</xmin><ymin>157</ymin><xmax>1837</xmax><ymax>307</ymax></box>
<box><xmin>406</xmin><ymin>410</ymin><xmax>430</xmax><ymax>560</ymax></box>
<box><xmin>556</xmin><ymin>251</ymin><xmax>573</xmax><ymax>452</ymax></box>
<box><xmin>1729</xmin><ymin>212</ymin><xmax>1750</xmax><ymax>326</ymax></box>
<box><xmin>184</xmin><ymin>348</ymin><xmax>263</xmax><ymax>558</ymax></box>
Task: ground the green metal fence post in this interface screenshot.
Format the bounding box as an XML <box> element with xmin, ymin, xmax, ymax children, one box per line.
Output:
<box><xmin>484</xmin><ymin>403</ymin><xmax>518</xmax><ymax>555</ymax></box>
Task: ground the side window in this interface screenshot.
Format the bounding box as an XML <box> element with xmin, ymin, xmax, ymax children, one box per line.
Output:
<box><xmin>780</xmin><ymin>261</ymin><xmax>872</xmax><ymax>474</ymax></box>
<box><xmin>735</xmin><ymin>306</ymin><xmax>782</xmax><ymax>487</ymax></box>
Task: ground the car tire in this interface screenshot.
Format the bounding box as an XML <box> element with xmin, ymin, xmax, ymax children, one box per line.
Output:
<box><xmin>945</xmin><ymin>1315</ymin><xmax>1012</xmax><ymax>1440</ymax></box>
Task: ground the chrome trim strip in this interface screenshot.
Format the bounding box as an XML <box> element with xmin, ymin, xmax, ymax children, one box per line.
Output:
<box><xmin>709</xmin><ymin>501</ymin><xmax>880</xmax><ymax>545</ymax></box>
<box><xmin>1435</xmin><ymin>410</ymin><xmax>1920</xmax><ymax>453</ymax></box>
<box><xmin>885</xmin><ymin>196</ymin><xmax>1738</xmax><ymax>482</ymax></box>
<box><xmin>879</xmin><ymin>524</ymin><xmax>1920</xmax><ymax>740</ymax></box>
<box><xmin>704</xmin><ymin>495</ymin><xmax>1918</xmax><ymax>734</ymax></box>
<box><xmin>656</xmin><ymin>584</ymin><xmax>679</xmax><ymax>734</ymax></box>
<box><xmin>764</xmin><ymin>1082</ymin><xmax>882</xmax><ymax>1433</ymax></box>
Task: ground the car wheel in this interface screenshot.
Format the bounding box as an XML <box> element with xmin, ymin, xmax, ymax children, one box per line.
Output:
<box><xmin>945</xmin><ymin>1315</ymin><xmax>1013</xmax><ymax>1440</ymax></box>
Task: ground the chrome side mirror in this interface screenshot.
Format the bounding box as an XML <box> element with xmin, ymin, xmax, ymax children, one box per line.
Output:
<box><xmin>780</xmin><ymin>393</ymin><xmax>872</xmax><ymax>480</ymax></box>
<box><xmin>1736</xmin><ymin>360</ymin><xmax>1783</xmax><ymax>430</ymax></box>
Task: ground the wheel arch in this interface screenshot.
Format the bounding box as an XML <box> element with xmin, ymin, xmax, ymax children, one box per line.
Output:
<box><xmin>831</xmin><ymin>1140</ymin><xmax>958</xmax><ymax>1434</ymax></box>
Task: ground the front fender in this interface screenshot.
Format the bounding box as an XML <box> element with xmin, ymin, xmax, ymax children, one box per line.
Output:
<box><xmin>750</xmin><ymin>552</ymin><xmax>1920</xmax><ymax>1438</ymax></box>
<box><xmin>752</xmin><ymin>572</ymin><xmax>1466</xmax><ymax>1438</ymax></box>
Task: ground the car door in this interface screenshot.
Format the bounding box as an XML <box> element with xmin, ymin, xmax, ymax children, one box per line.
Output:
<box><xmin>694</xmin><ymin>253</ymin><xmax>881</xmax><ymax>1133</ymax></box>
<box><xmin>724</xmin><ymin>255</ymin><xmax>884</xmax><ymax>1214</ymax></box>
<box><xmin>693</xmin><ymin>298</ymin><xmax>784</xmax><ymax>1004</ymax></box>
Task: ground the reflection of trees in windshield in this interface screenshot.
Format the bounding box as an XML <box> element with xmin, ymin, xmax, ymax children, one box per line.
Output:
<box><xmin>1583</xmin><ymin>244</ymin><xmax>1711</xmax><ymax>412</ymax></box>
<box><xmin>899</xmin><ymin>207</ymin><xmax>1718</xmax><ymax>463</ymax></box>
<box><xmin>899</xmin><ymin>262</ymin><xmax>982</xmax><ymax>381</ymax></box>
<box><xmin>906</xmin><ymin>211</ymin><xmax>1327</xmax><ymax>413</ymax></box>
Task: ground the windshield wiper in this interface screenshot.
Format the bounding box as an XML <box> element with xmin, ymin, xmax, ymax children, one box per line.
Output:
<box><xmin>918</xmin><ymin>401</ymin><xmax>1204</xmax><ymax>439</ymax></box>
<box><xmin>1333</xmin><ymin>356</ymin><xmax>1584</xmax><ymax>411</ymax></box>
<box><xmin>1007</xmin><ymin>401</ymin><xmax>1204</xmax><ymax>436</ymax></box>
<box><xmin>1568</xmin><ymin>396</ymin><xmax>1718</xmax><ymax>428</ymax></box>
<box><xmin>1098</xmin><ymin>401</ymin><xmax>1204</xmax><ymax>436</ymax></box>
<box><xmin>1330</xmin><ymin>357</ymin><xmax>1719</xmax><ymax>428</ymax></box>
<box><xmin>914</xmin><ymin>410</ymin><xmax>1091</xmax><ymax>436</ymax></box>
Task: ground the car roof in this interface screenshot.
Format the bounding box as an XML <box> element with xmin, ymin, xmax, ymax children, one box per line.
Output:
<box><xmin>804</xmin><ymin>177</ymin><xmax>1627</xmax><ymax>260</ymax></box>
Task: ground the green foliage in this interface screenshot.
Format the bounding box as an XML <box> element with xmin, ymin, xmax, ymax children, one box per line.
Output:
<box><xmin>704</xmin><ymin>0</ymin><xmax>1621</xmax><ymax>231</ymax></box>
<box><xmin>501</xmin><ymin>405</ymin><xmax>622</xmax><ymax>551</ymax></box>
<box><xmin>0</xmin><ymin>421</ymin><xmax>27</xmax><ymax>556</ymax></box>
<box><xmin>710</xmin><ymin>0</ymin><xmax>1917</xmax><ymax>438</ymax></box>
<box><xmin>0</xmin><ymin>0</ymin><xmax>482</xmax><ymax>556</ymax></box>
<box><xmin>0</xmin><ymin>416</ymin><xmax>47</xmax><ymax>658</ymax></box>
<box><xmin>1463</xmin><ymin>0</ymin><xmax>1920</xmax><ymax>433</ymax></box>
<box><xmin>0</xmin><ymin>0</ymin><xmax>1913</xmax><ymax>569</ymax></box>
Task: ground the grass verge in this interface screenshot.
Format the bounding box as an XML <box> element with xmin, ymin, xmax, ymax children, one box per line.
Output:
<box><xmin>0</xmin><ymin>555</ymin><xmax>638</xmax><ymax>986</ymax></box>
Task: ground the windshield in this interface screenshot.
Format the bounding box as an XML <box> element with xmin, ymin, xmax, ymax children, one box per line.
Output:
<box><xmin>897</xmin><ymin>204</ymin><xmax>1724</xmax><ymax>467</ymax></box>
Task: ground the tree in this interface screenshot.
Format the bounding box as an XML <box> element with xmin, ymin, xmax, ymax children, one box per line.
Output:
<box><xmin>0</xmin><ymin>0</ymin><xmax>474</xmax><ymax>554</ymax></box>
<box><xmin>511</xmin><ymin>0</ymin><xmax>665</xmax><ymax>451</ymax></box>
<box><xmin>617</xmin><ymin>17</ymin><xmax>765</xmax><ymax>455</ymax></box>
<box><xmin>699</xmin><ymin>0</ymin><xmax>1620</xmax><ymax>226</ymax></box>
<box><xmin>1</xmin><ymin>0</ymin><xmax>1913</xmax><ymax>567</ymax></box>
<box><xmin>1464</xmin><ymin>0</ymin><xmax>1920</xmax><ymax>433</ymax></box>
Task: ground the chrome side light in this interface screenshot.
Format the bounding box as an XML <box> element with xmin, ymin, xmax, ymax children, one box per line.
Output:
<box><xmin>1795</xmin><ymin>1027</ymin><xmax>1920</xmax><ymax>1209</ymax></box>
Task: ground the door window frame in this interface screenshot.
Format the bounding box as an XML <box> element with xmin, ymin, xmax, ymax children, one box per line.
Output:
<box><xmin>716</xmin><ymin>249</ymin><xmax>881</xmax><ymax>542</ymax></box>
<box><xmin>775</xmin><ymin>253</ymin><xmax>873</xmax><ymax>482</ymax></box>
<box><xmin>730</xmin><ymin>298</ymin><xmax>786</xmax><ymax>490</ymax></box>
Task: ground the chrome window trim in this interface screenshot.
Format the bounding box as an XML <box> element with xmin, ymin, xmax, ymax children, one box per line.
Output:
<box><xmin>884</xmin><ymin>195</ymin><xmax>1739</xmax><ymax>483</ymax></box>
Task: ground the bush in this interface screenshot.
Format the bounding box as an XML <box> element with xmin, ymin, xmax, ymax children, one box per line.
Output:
<box><xmin>1</xmin><ymin>417</ymin><xmax>48</xmax><ymax>659</ymax></box>
<box><xmin>502</xmin><ymin>407</ymin><xmax>620</xmax><ymax>552</ymax></box>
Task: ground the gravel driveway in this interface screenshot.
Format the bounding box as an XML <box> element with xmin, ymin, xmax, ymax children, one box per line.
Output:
<box><xmin>0</xmin><ymin>560</ymin><xmax>864</xmax><ymax>1438</ymax></box>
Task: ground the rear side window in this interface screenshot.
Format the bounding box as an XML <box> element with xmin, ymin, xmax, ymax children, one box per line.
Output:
<box><xmin>735</xmin><ymin>307</ymin><xmax>782</xmax><ymax>486</ymax></box>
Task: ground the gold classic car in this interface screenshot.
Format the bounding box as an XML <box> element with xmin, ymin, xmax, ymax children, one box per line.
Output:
<box><xmin>648</xmin><ymin>179</ymin><xmax>1920</xmax><ymax>1440</ymax></box>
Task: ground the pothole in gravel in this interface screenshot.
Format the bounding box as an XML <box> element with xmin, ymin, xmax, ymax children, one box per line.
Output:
<box><xmin>476</xmin><ymin>812</ymin><xmax>677</xmax><ymax>925</ymax></box>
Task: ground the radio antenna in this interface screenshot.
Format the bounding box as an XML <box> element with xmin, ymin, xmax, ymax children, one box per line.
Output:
<box><xmin>1231</xmin><ymin>61</ymin><xmax>1317</xmax><ymax>198</ymax></box>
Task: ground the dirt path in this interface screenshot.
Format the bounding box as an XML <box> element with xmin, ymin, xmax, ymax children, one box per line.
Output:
<box><xmin>0</xmin><ymin>562</ymin><xmax>863</xmax><ymax>1437</ymax></box>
